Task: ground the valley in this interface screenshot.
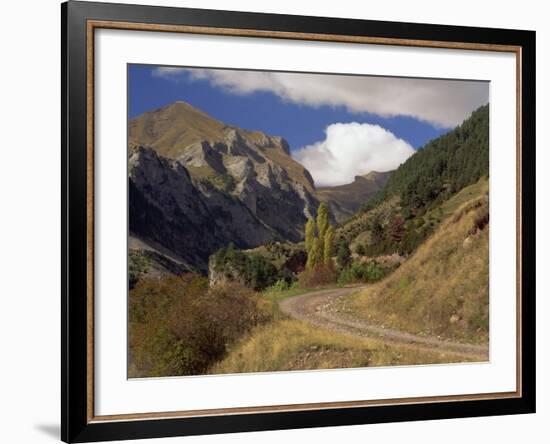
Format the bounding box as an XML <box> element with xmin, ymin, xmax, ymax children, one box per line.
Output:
<box><xmin>128</xmin><ymin>100</ymin><xmax>490</xmax><ymax>378</ymax></box>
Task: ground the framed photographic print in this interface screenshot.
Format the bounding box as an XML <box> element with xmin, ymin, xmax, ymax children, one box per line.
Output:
<box><xmin>61</xmin><ymin>1</ymin><xmax>536</xmax><ymax>442</ymax></box>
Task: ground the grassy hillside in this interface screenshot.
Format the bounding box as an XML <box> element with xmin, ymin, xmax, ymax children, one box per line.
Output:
<box><xmin>210</xmin><ymin>319</ymin><xmax>479</xmax><ymax>374</ymax></box>
<box><xmin>346</xmin><ymin>178</ymin><xmax>489</xmax><ymax>344</ymax></box>
<box><xmin>334</xmin><ymin>105</ymin><xmax>489</xmax><ymax>260</ymax></box>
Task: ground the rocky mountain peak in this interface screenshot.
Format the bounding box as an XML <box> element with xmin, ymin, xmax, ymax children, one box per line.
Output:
<box><xmin>129</xmin><ymin>102</ymin><xmax>320</xmax><ymax>248</ymax></box>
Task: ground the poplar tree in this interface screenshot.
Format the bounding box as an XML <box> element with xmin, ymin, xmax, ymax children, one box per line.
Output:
<box><xmin>304</xmin><ymin>204</ymin><xmax>335</xmax><ymax>270</ymax></box>
<box><xmin>323</xmin><ymin>226</ymin><xmax>335</xmax><ymax>264</ymax></box>
<box><xmin>313</xmin><ymin>236</ymin><xmax>324</xmax><ymax>267</ymax></box>
<box><xmin>316</xmin><ymin>203</ymin><xmax>329</xmax><ymax>242</ymax></box>
<box><xmin>305</xmin><ymin>219</ymin><xmax>316</xmax><ymax>255</ymax></box>
<box><xmin>306</xmin><ymin>237</ymin><xmax>320</xmax><ymax>270</ymax></box>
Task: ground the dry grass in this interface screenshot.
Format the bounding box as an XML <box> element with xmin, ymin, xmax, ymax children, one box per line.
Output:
<box><xmin>348</xmin><ymin>183</ymin><xmax>489</xmax><ymax>345</ymax></box>
<box><xmin>210</xmin><ymin>319</ymin><xmax>478</xmax><ymax>374</ymax></box>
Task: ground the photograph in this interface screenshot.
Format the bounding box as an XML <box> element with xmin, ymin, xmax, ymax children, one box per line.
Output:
<box><xmin>54</xmin><ymin>1</ymin><xmax>537</xmax><ymax>441</ymax></box>
<box><xmin>127</xmin><ymin>65</ymin><xmax>490</xmax><ymax>378</ymax></box>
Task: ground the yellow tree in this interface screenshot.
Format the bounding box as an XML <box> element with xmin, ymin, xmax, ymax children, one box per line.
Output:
<box><xmin>306</xmin><ymin>237</ymin><xmax>320</xmax><ymax>270</ymax></box>
<box><xmin>304</xmin><ymin>218</ymin><xmax>316</xmax><ymax>255</ymax></box>
<box><xmin>313</xmin><ymin>236</ymin><xmax>324</xmax><ymax>267</ymax></box>
<box><xmin>316</xmin><ymin>203</ymin><xmax>329</xmax><ymax>244</ymax></box>
<box><xmin>323</xmin><ymin>225</ymin><xmax>335</xmax><ymax>264</ymax></box>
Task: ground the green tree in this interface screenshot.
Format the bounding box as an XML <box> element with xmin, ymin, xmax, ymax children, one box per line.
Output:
<box><xmin>314</xmin><ymin>237</ymin><xmax>324</xmax><ymax>266</ymax></box>
<box><xmin>305</xmin><ymin>204</ymin><xmax>335</xmax><ymax>270</ymax></box>
<box><xmin>316</xmin><ymin>203</ymin><xmax>329</xmax><ymax>243</ymax></box>
<box><xmin>323</xmin><ymin>226</ymin><xmax>335</xmax><ymax>264</ymax></box>
<box><xmin>368</xmin><ymin>212</ymin><xmax>384</xmax><ymax>245</ymax></box>
<box><xmin>304</xmin><ymin>218</ymin><xmax>316</xmax><ymax>254</ymax></box>
<box><xmin>306</xmin><ymin>237</ymin><xmax>321</xmax><ymax>270</ymax></box>
<box><xmin>336</xmin><ymin>241</ymin><xmax>351</xmax><ymax>267</ymax></box>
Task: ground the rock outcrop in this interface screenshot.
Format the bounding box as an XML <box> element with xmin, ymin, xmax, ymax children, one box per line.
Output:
<box><xmin>129</xmin><ymin>146</ymin><xmax>276</xmax><ymax>272</ymax></box>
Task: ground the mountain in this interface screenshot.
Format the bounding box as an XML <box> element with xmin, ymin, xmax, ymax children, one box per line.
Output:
<box><xmin>129</xmin><ymin>146</ymin><xmax>279</xmax><ymax>272</ymax></box>
<box><xmin>362</xmin><ymin>104</ymin><xmax>489</xmax><ymax>215</ymax></box>
<box><xmin>129</xmin><ymin>102</ymin><xmax>323</xmax><ymax>272</ymax></box>
<box><xmin>336</xmin><ymin>104</ymin><xmax>489</xmax><ymax>258</ymax></box>
<box><xmin>129</xmin><ymin>102</ymin><xmax>318</xmax><ymax>242</ymax></box>
<box><xmin>317</xmin><ymin>171</ymin><xmax>391</xmax><ymax>223</ymax></box>
<box><xmin>129</xmin><ymin>101</ymin><xmax>398</xmax><ymax>273</ymax></box>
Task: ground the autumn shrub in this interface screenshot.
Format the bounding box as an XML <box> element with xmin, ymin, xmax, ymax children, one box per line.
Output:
<box><xmin>128</xmin><ymin>273</ymin><xmax>272</xmax><ymax>378</ymax></box>
<box><xmin>298</xmin><ymin>263</ymin><xmax>337</xmax><ymax>288</ymax></box>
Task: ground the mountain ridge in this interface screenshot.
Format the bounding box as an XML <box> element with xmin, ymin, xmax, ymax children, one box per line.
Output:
<box><xmin>317</xmin><ymin>170</ymin><xmax>392</xmax><ymax>223</ymax></box>
<box><xmin>128</xmin><ymin>101</ymin><xmax>393</xmax><ymax>272</ymax></box>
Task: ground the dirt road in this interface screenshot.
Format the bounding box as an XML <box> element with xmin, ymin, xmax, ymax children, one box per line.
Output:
<box><xmin>279</xmin><ymin>286</ymin><xmax>489</xmax><ymax>361</ymax></box>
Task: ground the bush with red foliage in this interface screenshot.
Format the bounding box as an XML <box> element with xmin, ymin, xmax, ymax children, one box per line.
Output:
<box><xmin>298</xmin><ymin>263</ymin><xmax>337</xmax><ymax>288</ymax></box>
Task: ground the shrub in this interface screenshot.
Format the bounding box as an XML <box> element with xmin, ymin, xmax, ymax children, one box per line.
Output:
<box><xmin>364</xmin><ymin>262</ymin><xmax>384</xmax><ymax>281</ymax></box>
<box><xmin>265</xmin><ymin>278</ymin><xmax>289</xmax><ymax>292</ymax></box>
<box><xmin>298</xmin><ymin>263</ymin><xmax>337</xmax><ymax>288</ymax></box>
<box><xmin>472</xmin><ymin>205</ymin><xmax>489</xmax><ymax>233</ymax></box>
<box><xmin>338</xmin><ymin>261</ymin><xmax>385</xmax><ymax>285</ymax></box>
<box><xmin>128</xmin><ymin>251</ymin><xmax>150</xmax><ymax>289</ymax></box>
<box><xmin>282</xmin><ymin>249</ymin><xmax>307</xmax><ymax>274</ymax></box>
<box><xmin>211</xmin><ymin>245</ymin><xmax>280</xmax><ymax>291</ymax></box>
<box><xmin>337</xmin><ymin>266</ymin><xmax>354</xmax><ymax>285</ymax></box>
<box><xmin>276</xmin><ymin>267</ymin><xmax>296</xmax><ymax>286</ymax></box>
<box><xmin>128</xmin><ymin>273</ymin><xmax>271</xmax><ymax>377</ymax></box>
<box><xmin>355</xmin><ymin>243</ymin><xmax>366</xmax><ymax>256</ymax></box>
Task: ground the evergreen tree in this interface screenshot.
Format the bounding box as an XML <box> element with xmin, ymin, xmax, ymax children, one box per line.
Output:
<box><xmin>359</xmin><ymin>104</ymin><xmax>489</xmax><ymax>215</ymax></box>
<box><xmin>368</xmin><ymin>212</ymin><xmax>384</xmax><ymax>245</ymax></box>
<box><xmin>336</xmin><ymin>241</ymin><xmax>351</xmax><ymax>267</ymax></box>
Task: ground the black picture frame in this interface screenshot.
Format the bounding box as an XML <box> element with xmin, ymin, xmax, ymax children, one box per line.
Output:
<box><xmin>61</xmin><ymin>1</ymin><xmax>536</xmax><ymax>442</ymax></box>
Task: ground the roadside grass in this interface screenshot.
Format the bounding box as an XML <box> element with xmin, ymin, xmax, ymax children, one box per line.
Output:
<box><xmin>209</xmin><ymin>319</ymin><xmax>478</xmax><ymax>375</ymax></box>
<box><xmin>347</xmin><ymin>186</ymin><xmax>489</xmax><ymax>345</ymax></box>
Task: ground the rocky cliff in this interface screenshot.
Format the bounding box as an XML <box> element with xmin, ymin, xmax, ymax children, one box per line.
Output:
<box><xmin>129</xmin><ymin>146</ymin><xmax>277</xmax><ymax>272</ymax></box>
<box><xmin>129</xmin><ymin>102</ymin><xmax>318</xmax><ymax>243</ymax></box>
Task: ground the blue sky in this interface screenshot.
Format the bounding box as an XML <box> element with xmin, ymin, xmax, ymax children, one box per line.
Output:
<box><xmin>128</xmin><ymin>65</ymin><xmax>488</xmax><ymax>186</ymax></box>
<box><xmin>129</xmin><ymin>65</ymin><xmax>452</xmax><ymax>150</ymax></box>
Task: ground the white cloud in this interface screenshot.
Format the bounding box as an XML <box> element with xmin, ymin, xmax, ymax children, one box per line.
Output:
<box><xmin>293</xmin><ymin>122</ymin><xmax>414</xmax><ymax>187</ymax></box>
<box><xmin>152</xmin><ymin>67</ymin><xmax>489</xmax><ymax>128</ymax></box>
<box><xmin>151</xmin><ymin>66</ymin><xmax>187</xmax><ymax>78</ymax></box>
